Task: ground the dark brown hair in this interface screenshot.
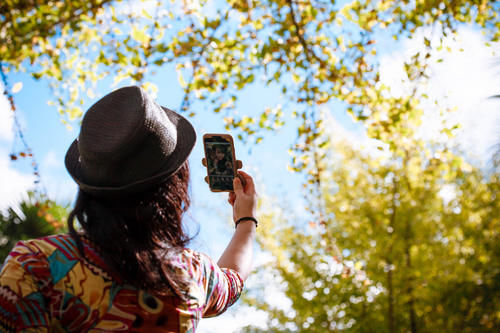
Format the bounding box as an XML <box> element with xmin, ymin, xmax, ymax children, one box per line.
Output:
<box><xmin>67</xmin><ymin>162</ymin><xmax>193</xmax><ymax>300</ymax></box>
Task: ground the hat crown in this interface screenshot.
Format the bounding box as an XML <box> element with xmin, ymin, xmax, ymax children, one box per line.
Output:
<box><xmin>78</xmin><ymin>86</ymin><xmax>176</xmax><ymax>161</ymax></box>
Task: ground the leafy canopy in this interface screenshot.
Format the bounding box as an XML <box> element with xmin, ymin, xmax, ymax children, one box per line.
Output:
<box><xmin>1</xmin><ymin>0</ymin><xmax>498</xmax><ymax>149</ymax></box>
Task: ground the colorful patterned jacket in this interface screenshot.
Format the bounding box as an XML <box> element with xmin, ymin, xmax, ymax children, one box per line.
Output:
<box><xmin>0</xmin><ymin>234</ymin><xmax>243</xmax><ymax>332</ymax></box>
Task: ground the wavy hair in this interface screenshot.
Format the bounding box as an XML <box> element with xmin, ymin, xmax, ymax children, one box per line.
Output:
<box><xmin>67</xmin><ymin>162</ymin><xmax>192</xmax><ymax>300</ymax></box>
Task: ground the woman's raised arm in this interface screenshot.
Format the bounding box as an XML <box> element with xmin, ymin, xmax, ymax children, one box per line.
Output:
<box><xmin>217</xmin><ymin>171</ymin><xmax>257</xmax><ymax>281</ymax></box>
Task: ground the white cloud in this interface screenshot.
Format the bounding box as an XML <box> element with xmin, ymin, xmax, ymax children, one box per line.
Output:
<box><xmin>0</xmin><ymin>83</ymin><xmax>13</xmax><ymax>142</ymax></box>
<box><xmin>42</xmin><ymin>174</ymin><xmax>77</xmax><ymax>204</ymax></box>
<box><xmin>322</xmin><ymin>109</ymin><xmax>391</xmax><ymax>160</ymax></box>
<box><xmin>42</xmin><ymin>150</ymin><xmax>62</xmax><ymax>170</ymax></box>
<box><xmin>0</xmin><ymin>149</ymin><xmax>35</xmax><ymax>213</ymax></box>
<box><xmin>0</xmin><ymin>87</ymin><xmax>34</xmax><ymax>212</ymax></box>
<box><xmin>37</xmin><ymin>150</ymin><xmax>77</xmax><ymax>203</ymax></box>
<box><xmin>379</xmin><ymin>26</ymin><xmax>500</xmax><ymax>166</ymax></box>
<box><xmin>118</xmin><ymin>0</ymin><xmax>158</xmax><ymax>15</ymax></box>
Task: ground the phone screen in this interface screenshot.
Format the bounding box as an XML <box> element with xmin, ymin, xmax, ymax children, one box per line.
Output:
<box><xmin>204</xmin><ymin>135</ymin><xmax>235</xmax><ymax>191</ymax></box>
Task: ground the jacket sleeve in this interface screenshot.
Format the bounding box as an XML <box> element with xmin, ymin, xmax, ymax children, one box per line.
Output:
<box><xmin>0</xmin><ymin>241</ymin><xmax>50</xmax><ymax>333</ymax></box>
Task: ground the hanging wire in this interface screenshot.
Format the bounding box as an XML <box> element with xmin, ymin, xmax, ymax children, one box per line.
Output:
<box><xmin>0</xmin><ymin>62</ymin><xmax>47</xmax><ymax>195</ymax></box>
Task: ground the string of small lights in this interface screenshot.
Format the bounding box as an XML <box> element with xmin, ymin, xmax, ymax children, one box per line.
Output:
<box><xmin>0</xmin><ymin>62</ymin><xmax>46</xmax><ymax>194</ymax></box>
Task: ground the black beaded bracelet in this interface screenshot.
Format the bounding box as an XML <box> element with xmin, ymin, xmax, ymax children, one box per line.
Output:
<box><xmin>235</xmin><ymin>216</ymin><xmax>258</xmax><ymax>228</ymax></box>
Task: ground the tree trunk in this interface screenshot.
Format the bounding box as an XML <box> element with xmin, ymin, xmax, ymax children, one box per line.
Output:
<box><xmin>405</xmin><ymin>222</ymin><xmax>417</xmax><ymax>333</ymax></box>
<box><xmin>387</xmin><ymin>177</ymin><xmax>398</xmax><ymax>333</ymax></box>
<box><xmin>387</xmin><ymin>259</ymin><xmax>395</xmax><ymax>333</ymax></box>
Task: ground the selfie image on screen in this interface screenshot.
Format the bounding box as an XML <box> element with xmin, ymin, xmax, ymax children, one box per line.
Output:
<box><xmin>206</xmin><ymin>139</ymin><xmax>234</xmax><ymax>191</ymax></box>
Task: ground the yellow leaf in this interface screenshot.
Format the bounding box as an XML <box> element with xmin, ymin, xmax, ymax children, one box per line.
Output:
<box><xmin>86</xmin><ymin>89</ymin><xmax>95</xmax><ymax>99</ymax></box>
<box><xmin>367</xmin><ymin>19</ymin><xmax>377</xmax><ymax>30</ymax></box>
<box><xmin>12</xmin><ymin>82</ymin><xmax>23</xmax><ymax>93</ymax></box>
<box><xmin>142</xmin><ymin>82</ymin><xmax>158</xmax><ymax>97</ymax></box>
<box><xmin>142</xmin><ymin>9</ymin><xmax>152</xmax><ymax>19</ymax></box>
<box><xmin>68</xmin><ymin>107</ymin><xmax>83</xmax><ymax>120</ymax></box>
<box><xmin>178</xmin><ymin>72</ymin><xmax>187</xmax><ymax>88</ymax></box>
<box><xmin>131</xmin><ymin>26</ymin><xmax>149</xmax><ymax>44</ymax></box>
<box><xmin>366</xmin><ymin>87</ymin><xmax>377</xmax><ymax>101</ymax></box>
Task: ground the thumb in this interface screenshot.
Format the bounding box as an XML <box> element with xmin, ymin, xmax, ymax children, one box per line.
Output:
<box><xmin>233</xmin><ymin>176</ymin><xmax>243</xmax><ymax>194</ymax></box>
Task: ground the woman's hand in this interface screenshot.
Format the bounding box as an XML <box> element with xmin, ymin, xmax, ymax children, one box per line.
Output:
<box><xmin>228</xmin><ymin>171</ymin><xmax>257</xmax><ymax>222</ymax></box>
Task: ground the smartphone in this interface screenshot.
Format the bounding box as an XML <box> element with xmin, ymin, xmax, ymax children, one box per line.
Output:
<box><xmin>203</xmin><ymin>134</ymin><xmax>237</xmax><ymax>192</ymax></box>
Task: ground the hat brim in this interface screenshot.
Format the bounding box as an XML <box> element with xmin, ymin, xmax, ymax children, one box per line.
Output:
<box><xmin>65</xmin><ymin>106</ymin><xmax>196</xmax><ymax>198</ymax></box>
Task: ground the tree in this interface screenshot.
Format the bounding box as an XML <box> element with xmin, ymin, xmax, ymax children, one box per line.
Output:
<box><xmin>242</xmin><ymin>120</ymin><xmax>499</xmax><ymax>331</ymax></box>
<box><xmin>0</xmin><ymin>192</ymin><xmax>69</xmax><ymax>263</ymax></box>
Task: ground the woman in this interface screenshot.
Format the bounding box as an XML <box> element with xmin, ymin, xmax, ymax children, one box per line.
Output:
<box><xmin>0</xmin><ymin>86</ymin><xmax>257</xmax><ymax>332</ymax></box>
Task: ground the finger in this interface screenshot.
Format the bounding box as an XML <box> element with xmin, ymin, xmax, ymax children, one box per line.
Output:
<box><xmin>237</xmin><ymin>174</ymin><xmax>247</xmax><ymax>188</ymax></box>
<box><xmin>204</xmin><ymin>176</ymin><xmax>209</xmax><ymax>184</ymax></box>
<box><xmin>237</xmin><ymin>170</ymin><xmax>255</xmax><ymax>192</ymax></box>
<box><xmin>228</xmin><ymin>192</ymin><xmax>236</xmax><ymax>205</ymax></box>
<box><xmin>202</xmin><ymin>158</ymin><xmax>207</xmax><ymax>167</ymax></box>
<box><xmin>233</xmin><ymin>176</ymin><xmax>244</xmax><ymax>195</ymax></box>
<box><xmin>236</xmin><ymin>160</ymin><xmax>243</xmax><ymax>169</ymax></box>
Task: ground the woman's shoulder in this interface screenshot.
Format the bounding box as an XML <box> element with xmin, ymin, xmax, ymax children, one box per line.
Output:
<box><xmin>4</xmin><ymin>233</ymin><xmax>78</xmax><ymax>263</ymax></box>
<box><xmin>171</xmin><ymin>248</ymin><xmax>216</xmax><ymax>274</ymax></box>
<box><xmin>0</xmin><ymin>234</ymin><xmax>82</xmax><ymax>282</ymax></box>
<box><xmin>170</xmin><ymin>248</ymin><xmax>237</xmax><ymax>290</ymax></box>
<box><xmin>0</xmin><ymin>234</ymin><xmax>76</xmax><ymax>295</ymax></box>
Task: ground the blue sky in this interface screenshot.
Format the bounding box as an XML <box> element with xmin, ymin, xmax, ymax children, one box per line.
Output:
<box><xmin>1</xmin><ymin>17</ymin><xmax>499</xmax><ymax>333</ymax></box>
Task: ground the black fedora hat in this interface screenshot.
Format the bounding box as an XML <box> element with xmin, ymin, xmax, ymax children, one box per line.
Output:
<box><xmin>65</xmin><ymin>85</ymin><xmax>196</xmax><ymax>197</ymax></box>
